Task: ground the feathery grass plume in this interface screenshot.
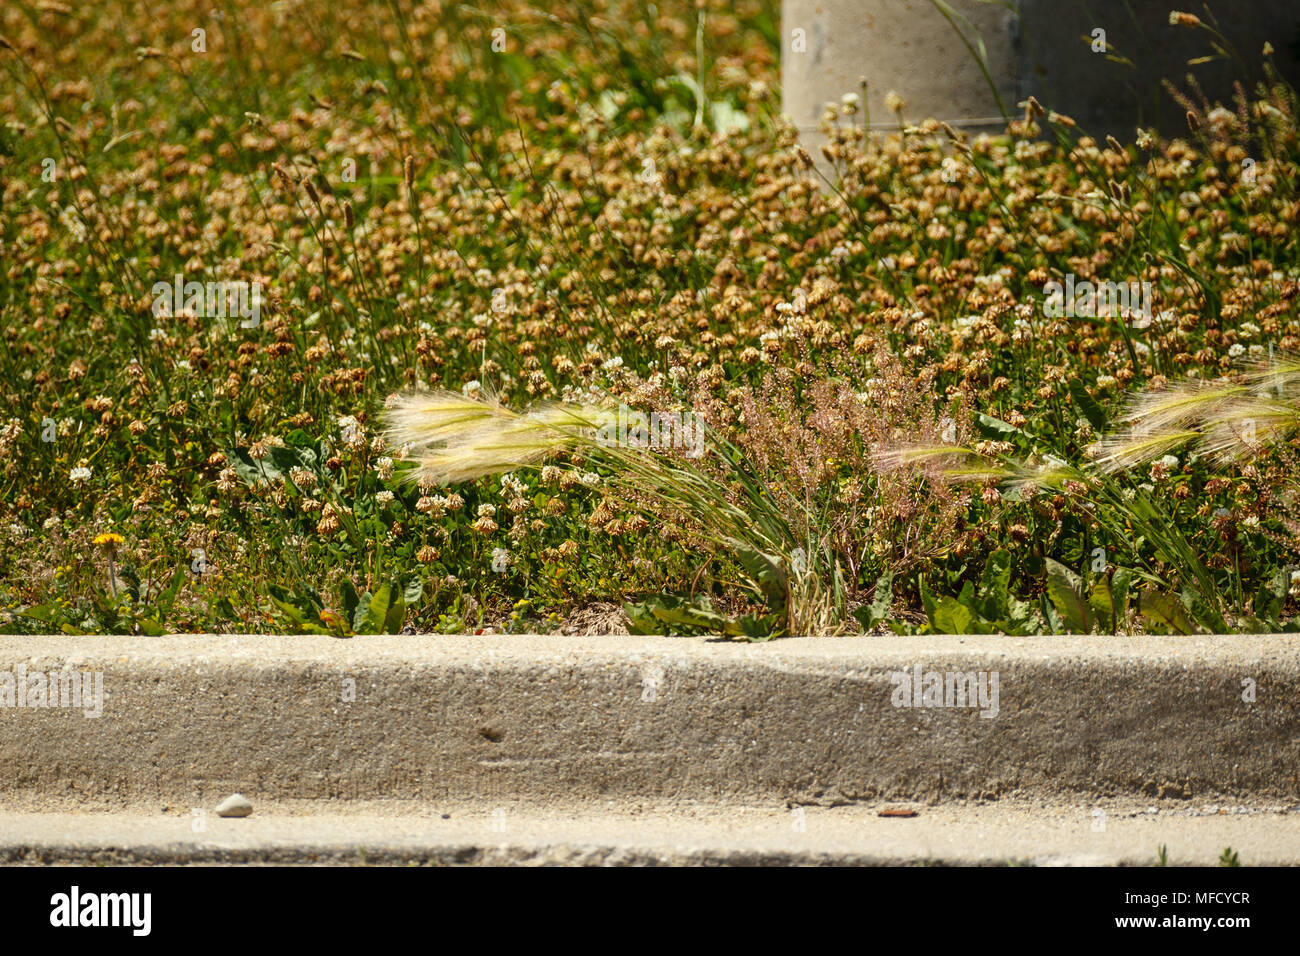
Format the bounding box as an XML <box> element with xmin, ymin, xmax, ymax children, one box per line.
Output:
<box><xmin>1001</xmin><ymin>456</ymin><xmax>1084</xmax><ymax>493</ymax></box>
<box><xmin>384</xmin><ymin>390</ymin><xmax>512</xmax><ymax>451</ymax></box>
<box><xmin>1239</xmin><ymin>351</ymin><xmax>1300</xmax><ymax>398</ymax></box>
<box><xmin>1198</xmin><ymin>397</ymin><xmax>1300</xmax><ymax>464</ymax></box>
<box><xmin>1088</xmin><ymin>429</ymin><xmax>1201</xmax><ymax>473</ymax></box>
<box><xmin>872</xmin><ymin>443</ymin><xmax>1014</xmax><ymax>483</ymax></box>
<box><xmin>874</xmin><ymin>442</ymin><xmax>1082</xmax><ymax>492</ymax></box>
<box><xmin>872</xmin><ymin>442</ymin><xmax>973</xmax><ymax>470</ymax></box>
<box><xmin>384</xmin><ymin>390</ymin><xmax>614</xmax><ymax>485</ymax></box>
<box><xmin>384</xmin><ymin>388</ymin><xmax>770</xmax><ymax>545</ymax></box>
<box><xmin>1114</xmin><ymin>383</ymin><xmax>1246</xmax><ymax>434</ymax></box>
<box><xmin>1095</xmin><ymin>353</ymin><xmax>1300</xmax><ymax>470</ymax></box>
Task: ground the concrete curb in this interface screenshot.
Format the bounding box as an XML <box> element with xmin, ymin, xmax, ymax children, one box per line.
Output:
<box><xmin>3</xmin><ymin>803</ymin><xmax>1298</xmax><ymax>866</ymax></box>
<box><xmin>1</xmin><ymin>635</ymin><xmax>1297</xmax><ymax>809</ymax></box>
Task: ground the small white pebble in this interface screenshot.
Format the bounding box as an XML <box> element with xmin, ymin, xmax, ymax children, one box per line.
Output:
<box><xmin>216</xmin><ymin>793</ymin><xmax>253</xmax><ymax>818</ymax></box>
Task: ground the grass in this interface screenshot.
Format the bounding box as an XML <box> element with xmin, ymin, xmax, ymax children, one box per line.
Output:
<box><xmin>1</xmin><ymin>1</ymin><xmax>1299</xmax><ymax>637</ymax></box>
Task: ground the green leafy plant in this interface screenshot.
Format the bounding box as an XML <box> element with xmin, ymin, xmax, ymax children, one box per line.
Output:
<box><xmin>1042</xmin><ymin>557</ymin><xmax>1137</xmax><ymax>634</ymax></box>
<box><xmin>894</xmin><ymin>551</ymin><xmax>1042</xmax><ymax>635</ymax></box>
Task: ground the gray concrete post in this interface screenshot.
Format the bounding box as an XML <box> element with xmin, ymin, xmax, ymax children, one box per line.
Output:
<box><xmin>782</xmin><ymin>0</ymin><xmax>1300</xmax><ymax>144</ymax></box>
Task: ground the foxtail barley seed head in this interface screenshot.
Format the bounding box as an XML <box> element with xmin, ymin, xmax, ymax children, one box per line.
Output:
<box><xmin>384</xmin><ymin>390</ymin><xmax>615</xmax><ymax>486</ymax></box>
<box><xmin>1094</xmin><ymin>355</ymin><xmax>1300</xmax><ymax>471</ymax></box>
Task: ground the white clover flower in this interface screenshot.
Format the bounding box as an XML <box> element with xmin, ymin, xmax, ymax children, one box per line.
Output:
<box><xmin>1159</xmin><ymin>454</ymin><xmax>1180</xmax><ymax>470</ymax></box>
<box><xmin>70</xmin><ymin>466</ymin><xmax>91</xmax><ymax>485</ymax></box>
<box><xmin>461</xmin><ymin>379</ymin><xmax>483</xmax><ymax>397</ymax></box>
<box><xmin>601</xmin><ymin>356</ymin><xmax>624</xmax><ymax>370</ymax></box>
<box><xmin>59</xmin><ymin>205</ymin><xmax>86</xmax><ymax>241</ymax></box>
<box><xmin>477</xmin><ymin>503</ymin><xmax>497</xmax><ymax>517</ymax></box>
<box><xmin>1228</xmin><ymin>343</ymin><xmax>1246</xmax><ymax>358</ymax></box>
<box><xmin>376</xmin><ymin>490</ymin><xmax>395</xmax><ymax>505</ymax></box>
<box><xmin>1206</xmin><ymin>107</ymin><xmax>1235</xmax><ymax>128</ymax></box>
<box><xmin>491</xmin><ymin>547</ymin><xmax>510</xmax><ymax>573</ymax></box>
<box><xmin>376</xmin><ymin>457</ymin><xmax>394</xmax><ymax>480</ymax></box>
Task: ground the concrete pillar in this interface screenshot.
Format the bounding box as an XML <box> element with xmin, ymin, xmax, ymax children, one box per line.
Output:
<box><xmin>782</xmin><ymin>0</ymin><xmax>1300</xmax><ymax>145</ymax></box>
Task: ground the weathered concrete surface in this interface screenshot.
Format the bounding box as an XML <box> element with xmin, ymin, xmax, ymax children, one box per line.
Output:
<box><xmin>782</xmin><ymin>0</ymin><xmax>1017</xmax><ymax>135</ymax></box>
<box><xmin>783</xmin><ymin>0</ymin><xmax>1300</xmax><ymax>140</ymax></box>
<box><xmin>2</xmin><ymin>801</ymin><xmax>1296</xmax><ymax>865</ymax></box>
<box><xmin>1</xmin><ymin>634</ymin><xmax>1297</xmax><ymax>809</ymax></box>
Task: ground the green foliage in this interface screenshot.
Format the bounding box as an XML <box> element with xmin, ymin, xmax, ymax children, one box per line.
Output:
<box><xmin>852</xmin><ymin>570</ymin><xmax>894</xmax><ymax>632</ymax></box>
<box><xmin>623</xmin><ymin>593</ymin><xmax>779</xmax><ymax>640</ymax></box>
<box><xmin>19</xmin><ymin>565</ymin><xmax>191</xmax><ymax>636</ymax></box>
<box><xmin>894</xmin><ymin>552</ymin><xmax>1042</xmax><ymax>635</ymax></box>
